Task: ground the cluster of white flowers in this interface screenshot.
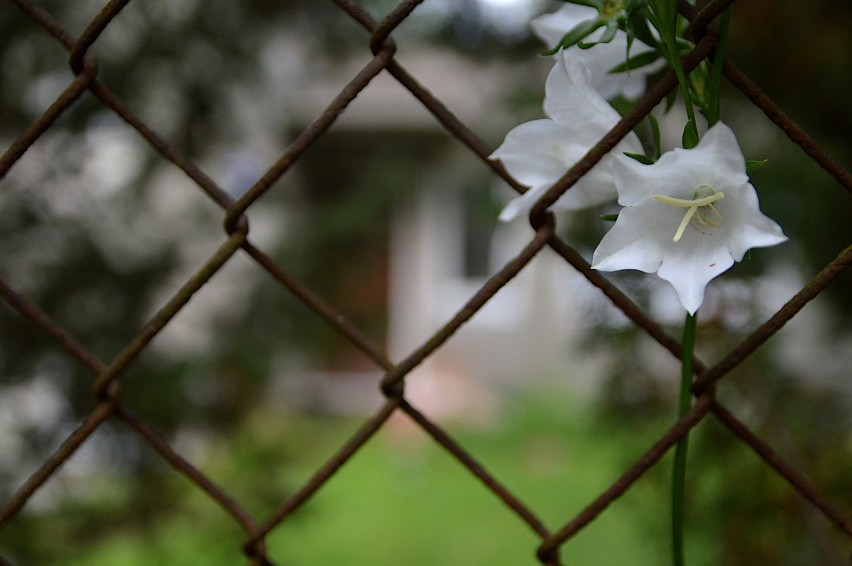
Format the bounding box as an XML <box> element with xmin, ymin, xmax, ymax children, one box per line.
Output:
<box><xmin>490</xmin><ymin>4</ymin><xmax>786</xmax><ymax>314</ymax></box>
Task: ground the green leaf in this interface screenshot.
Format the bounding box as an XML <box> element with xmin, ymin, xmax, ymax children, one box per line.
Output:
<box><xmin>647</xmin><ymin>0</ymin><xmax>677</xmax><ymax>44</ymax></box>
<box><xmin>608</xmin><ymin>50</ymin><xmax>661</xmax><ymax>73</ymax></box>
<box><xmin>623</xmin><ymin>152</ymin><xmax>655</xmax><ymax>165</ymax></box>
<box><xmin>625</xmin><ymin>0</ymin><xmax>648</xmax><ymax>14</ymax></box>
<box><xmin>597</xmin><ymin>19</ymin><xmax>620</xmax><ymax>44</ymax></box>
<box><xmin>629</xmin><ymin>14</ymin><xmax>660</xmax><ymax>49</ymax></box>
<box><xmin>542</xmin><ymin>18</ymin><xmax>607</xmax><ymax>55</ymax></box>
<box><xmin>706</xmin><ymin>9</ymin><xmax>730</xmax><ymax>126</ymax></box>
<box><xmin>746</xmin><ymin>159</ymin><xmax>768</xmax><ymax>175</ymax></box>
<box><xmin>682</xmin><ymin>120</ymin><xmax>699</xmax><ymax>149</ymax></box>
<box><xmin>542</xmin><ymin>17</ymin><xmax>606</xmax><ymax>55</ymax></box>
<box><xmin>674</xmin><ymin>37</ymin><xmax>695</xmax><ymax>53</ymax></box>
<box><xmin>644</xmin><ymin>8</ymin><xmax>663</xmax><ymax>40</ymax></box>
<box><xmin>557</xmin><ymin>0</ymin><xmax>603</xmax><ymax>8</ymax></box>
<box><xmin>625</xmin><ymin>23</ymin><xmax>636</xmax><ymax>56</ymax></box>
<box><xmin>664</xmin><ymin>87</ymin><xmax>677</xmax><ymax>112</ymax></box>
<box><xmin>649</xmin><ymin>113</ymin><xmax>662</xmax><ymax>161</ymax></box>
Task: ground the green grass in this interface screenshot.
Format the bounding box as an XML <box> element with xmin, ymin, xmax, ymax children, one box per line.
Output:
<box><xmin>3</xmin><ymin>385</ymin><xmax>723</xmax><ymax>565</ymax></box>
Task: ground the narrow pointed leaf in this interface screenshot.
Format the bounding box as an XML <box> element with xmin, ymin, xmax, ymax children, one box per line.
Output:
<box><xmin>746</xmin><ymin>159</ymin><xmax>768</xmax><ymax>175</ymax></box>
<box><xmin>624</xmin><ymin>152</ymin><xmax>655</xmax><ymax>165</ymax></box>
<box><xmin>608</xmin><ymin>50</ymin><xmax>662</xmax><ymax>73</ymax></box>
<box><xmin>649</xmin><ymin>113</ymin><xmax>662</xmax><ymax>160</ymax></box>
<box><xmin>630</xmin><ymin>15</ymin><xmax>660</xmax><ymax>49</ymax></box>
<box><xmin>665</xmin><ymin>87</ymin><xmax>678</xmax><ymax>112</ymax></box>
<box><xmin>597</xmin><ymin>20</ymin><xmax>620</xmax><ymax>44</ymax></box>
<box><xmin>558</xmin><ymin>0</ymin><xmax>603</xmax><ymax>8</ymax></box>
<box><xmin>542</xmin><ymin>17</ymin><xmax>606</xmax><ymax>55</ymax></box>
<box><xmin>682</xmin><ymin>119</ymin><xmax>699</xmax><ymax>149</ymax></box>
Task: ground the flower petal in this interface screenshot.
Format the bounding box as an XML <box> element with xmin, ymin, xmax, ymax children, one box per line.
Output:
<box><xmin>689</xmin><ymin>123</ymin><xmax>749</xmax><ymax>184</ymax></box>
<box><xmin>613</xmin><ymin>122</ymin><xmax>752</xmax><ymax>206</ymax></box>
<box><xmin>498</xmin><ymin>155</ymin><xmax>623</xmax><ymax>220</ymax></box>
<box><xmin>592</xmin><ymin>204</ymin><xmax>676</xmax><ymax>273</ymax></box>
<box><xmin>612</xmin><ymin>149</ymin><xmax>694</xmax><ymax>206</ymax></box>
<box><xmin>656</xmin><ymin>231</ymin><xmax>735</xmax><ymax>314</ymax></box>
<box><xmin>491</xmin><ymin>120</ymin><xmax>582</xmax><ymax>187</ymax></box>
<box><xmin>544</xmin><ymin>53</ymin><xmax>626</xmax><ymax>134</ymax></box>
<box><xmin>724</xmin><ymin>182</ymin><xmax>788</xmax><ymax>260</ymax></box>
<box><xmin>498</xmin><ymin>185</ymin><xmax>547</xmax><ymax>221</ymax></box>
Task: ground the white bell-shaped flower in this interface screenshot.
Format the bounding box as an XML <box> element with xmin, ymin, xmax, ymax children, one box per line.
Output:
<box><xmin>491</xmin><ymin>50</ymin><xmax>643</xmax><ymax>221</ymax></box>
<box><xmin>592</xmin><ymin>123</ymin><xmax>788</xmax><ymax>314</ymax></box>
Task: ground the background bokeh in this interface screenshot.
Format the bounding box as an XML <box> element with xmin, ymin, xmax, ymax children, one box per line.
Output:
<box><xmin>0</xmin><ymin>1</ymin><xmax>849</xmax><ymax>564</ymax></box>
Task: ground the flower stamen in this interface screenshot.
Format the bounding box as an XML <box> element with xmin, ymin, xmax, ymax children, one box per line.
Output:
<box><xmin>673</xmin><ymin>205</ymin><xmax>699</xmax><ymax>242</ymax></box>
<box><xmin>652</xmin><ymin>185</ymin><xmax>725</xmax><ymax>242</ymax></box>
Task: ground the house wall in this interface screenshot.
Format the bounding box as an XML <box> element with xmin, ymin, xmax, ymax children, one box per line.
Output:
<box><xmin>387</xmin><ymin>152</ymin><xmax>605</xmax><ymax>419</ymax></box>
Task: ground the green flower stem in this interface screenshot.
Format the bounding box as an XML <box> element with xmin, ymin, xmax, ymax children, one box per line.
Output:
<box><xmin>665</xmin><ymin>8</ymin><xmax>730</xmax><ymax>566</ymax></box>
<box><xmin>706</xmin><ymin>9</ymin><xmax>731</xmax><ymax>126</ymax></box>
<box><xmin>672</xmin><ymin>311</ymin><xmax>697</xmax><ymax>566</ymax></box>
<box><xmin>649</xmin><ymin>0</ymin><xmax>699</xmax><ymax>148</ymax></box>
<box><xmin>666</xmin><ymin>40</ymin><xmax>699</xmax><ymax>148</ymax></box>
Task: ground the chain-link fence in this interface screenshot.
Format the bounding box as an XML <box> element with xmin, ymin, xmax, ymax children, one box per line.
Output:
<box><xmin>1</xmin><ymin>0</ymin><xmax>850</xmax><ymax>564</ymax></box>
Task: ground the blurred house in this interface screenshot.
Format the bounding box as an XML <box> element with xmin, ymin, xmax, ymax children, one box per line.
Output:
<box><xmin>273</xmin><ymin>46</ymin><xmax>604</xmax><ymax>418</ymax></box>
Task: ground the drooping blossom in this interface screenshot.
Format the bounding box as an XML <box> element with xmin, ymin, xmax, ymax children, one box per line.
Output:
<box><xmin>532</xmin><ymin>4</ymin><xmax>663</xmax><ymax>101</ymax></box>
<box><xmin>591</xmin><ymin>122</ymin><xmax>787</xmax><ymax>314</ymax></box>
<box><xmin>491</xmin><ymin>50</ymin><xmax>643</xmax><ymax>221</ymax></box>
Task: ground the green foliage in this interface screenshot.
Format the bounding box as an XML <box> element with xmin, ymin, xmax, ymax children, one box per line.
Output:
<box><xmin>545</xmin><ymin>0</ymin><xmax>657</xmax><ymax>59</ymax></box>
<box><xmin>0</xmin><ymin>389</ymin><xmax>680</xmax><ymax>565</ymax></box>
<box><xmin>745</xmin><ymin>159</ymin><xmax>767</xmax><ymax>176</ymax></box>
<box><xmin>6</xmin><ymin>384</ymin><xmax>843</xmax><ymax>564</ymax></box>
<box><xmin>623</xmin><ymin>151</ymin><xmax>655</xmax><ymax>165</ymax></box>
<box><xmin>607</xmin><ymin>49</ymin><xmax>662</xmax><ymax>73</ymax></box>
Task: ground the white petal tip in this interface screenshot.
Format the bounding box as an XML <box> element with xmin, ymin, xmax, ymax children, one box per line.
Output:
<box><xmin>498</xmin><ymin>204</ymin><xmax>521</xmax><ymax>222</ymax></box>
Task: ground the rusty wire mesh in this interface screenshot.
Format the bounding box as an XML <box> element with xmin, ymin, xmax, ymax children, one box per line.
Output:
<box><xmin>0</xmin><ymin>0</ymin><xmax>850</xmax><ymax>564</ymax></box>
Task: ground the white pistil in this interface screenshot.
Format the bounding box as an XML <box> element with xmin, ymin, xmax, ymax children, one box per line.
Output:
<box><xmin>652</xmin><ymin>187</ymin><xmax>725</xmax><ymax>242</ymax></box>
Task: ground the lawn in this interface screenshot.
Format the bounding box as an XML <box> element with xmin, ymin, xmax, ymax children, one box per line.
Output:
<box><xmin>6</xmin><ymin>385</ymin><xmax>723</xmax><ymax>565</ymax></box>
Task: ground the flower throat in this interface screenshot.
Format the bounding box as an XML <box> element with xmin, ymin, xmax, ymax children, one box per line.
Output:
<box><xmin>652</xmin><ymin>184</ymin><xmax>725</xmax><ymax>242</ymax></box>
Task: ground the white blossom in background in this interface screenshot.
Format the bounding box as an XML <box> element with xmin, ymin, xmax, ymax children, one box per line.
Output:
<box><xmin>490</xmin><ymin>50</ymin><xmax>643</xmax><ymax>221</ymax></box>
<box><xmin>592</xmin><ymin>123</ymin><xmax>788</xmax><ymax>314</ymax></box>
<box><xmin>532</xmin><ymin>3</ymin><xmax>663</xmax><ymax>101</ymax></box>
